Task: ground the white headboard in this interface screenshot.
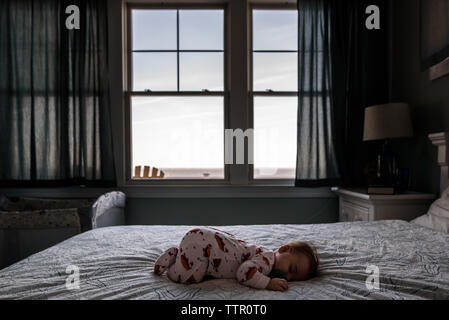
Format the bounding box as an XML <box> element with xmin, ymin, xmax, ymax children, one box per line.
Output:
<box><xmin>429</xmin><ymin>132</ymin><xmax>449</xmax><ymax>195</ymax></box>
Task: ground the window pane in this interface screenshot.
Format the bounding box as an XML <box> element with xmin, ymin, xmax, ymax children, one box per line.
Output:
<box><xmin>179</xmin><ymin>10</ymin><xmax>224</xmax><ymax>50</ymax></box>
<box><xmin>132</xmin><ymin>10</ymin><xmax>177</xmax><ymax>50</ymax></box>
<box><xmin>180</xmin><ymin>53</ymin><xmax>224</xmax><ymax>91</ymax></box>
<box><xmin>253</xmin><ymin>97</ymin><xmax>297</xmax><ymax>179</ymax></box>
<box><xmin>133</xmin><ymin>53</ymin><xmax>177</xmax><ymax>91</ymax></box>
<box><xmin>131</xmin><ymin>97</ymin><xmax>224</xmax><ymax>179</ymax></box>
<box><xmin>253</xmin><ymin>53</ymin><xmax>297</xmax><ymax>91</ymax></box>
<box><xmin>253</xmin><ymin>10</ymin><xmax>298</xmax><ymax>51</ymax></box>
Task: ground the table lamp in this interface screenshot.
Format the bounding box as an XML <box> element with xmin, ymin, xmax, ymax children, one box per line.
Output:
<box><xmin>363</xmin><ymin>103</ymin><xmax>413</xmax><ymax>188</ymax></box>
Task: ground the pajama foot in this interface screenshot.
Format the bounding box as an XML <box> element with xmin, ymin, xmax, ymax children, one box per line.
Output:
<box><xmin>154</xmin><ymin>247</ymin><xmax>178</xmax><ymax>275</ymax></box>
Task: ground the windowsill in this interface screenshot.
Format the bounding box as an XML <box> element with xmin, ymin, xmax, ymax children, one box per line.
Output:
<box><xmin>0</xmin><ymin>185</ymin><xmax>337</xmax><ymax>199</ymax></box>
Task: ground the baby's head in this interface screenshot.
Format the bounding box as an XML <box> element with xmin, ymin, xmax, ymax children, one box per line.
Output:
<box><xmin>274</xmin><ymin>241</ymin><xmax>319</xmax><ymax>281</ymax></box>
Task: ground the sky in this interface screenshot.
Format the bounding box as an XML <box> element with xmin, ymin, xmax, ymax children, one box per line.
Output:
<box><xmin>131</xmin><ymin>9</ymin><xmax>298</xmax><ymax>179</ymax></box>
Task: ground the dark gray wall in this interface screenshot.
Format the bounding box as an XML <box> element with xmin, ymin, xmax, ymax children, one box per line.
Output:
<box><xmin>0</xmin><ymin>187</ymin><xmax>339</xmax><ymax>226</ymax></box>
<box><xmin>392</xmin><ymin>0</ymin><xmax>449</xmax><ymax>194</ymax></box>
<box><xmin>125</xmin><ymin>197</ymin><xmax>338</xmax><ymax>226</ymax></box>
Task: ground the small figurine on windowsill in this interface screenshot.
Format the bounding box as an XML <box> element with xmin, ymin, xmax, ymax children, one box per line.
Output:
<box><xmin>133</xmin><ymin>166</ymin><xmax>165</xmax><ymax>179</ymax></box>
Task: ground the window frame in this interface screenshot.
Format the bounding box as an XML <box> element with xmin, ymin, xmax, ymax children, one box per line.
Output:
<box><xmin>123</xmin><ymin>1</ymin><xmax>298</xmax><ymax>187</ymax></box>
<box><xmin>125</xmin><ymin>3</ymin><xmax>230</xmax><ymax>185</ymax></box>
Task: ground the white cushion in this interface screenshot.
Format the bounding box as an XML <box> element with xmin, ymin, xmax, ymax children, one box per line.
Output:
<box><xmin>412</xmin><ymin>187</ymin><xmax>449</xmax><ymax>233</ymax></box>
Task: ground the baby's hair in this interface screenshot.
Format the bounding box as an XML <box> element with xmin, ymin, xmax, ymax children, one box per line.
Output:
<box><xmin>285</xmin><ymin>241</ymin><xmax>319</xmax><ymax>280</ymax></box>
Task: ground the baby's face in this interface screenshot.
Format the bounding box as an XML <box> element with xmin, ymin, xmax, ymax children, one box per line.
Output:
<box><xmin>274</xmin><ymin>248</ymin><xmax>311</xmax><ymax>282</ymax></box>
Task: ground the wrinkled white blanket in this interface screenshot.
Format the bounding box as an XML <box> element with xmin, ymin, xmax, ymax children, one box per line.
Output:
<box><xmin>0</xmin><ymin>221</ymin><xmax>448</xmax><ymax>300</ymax></box>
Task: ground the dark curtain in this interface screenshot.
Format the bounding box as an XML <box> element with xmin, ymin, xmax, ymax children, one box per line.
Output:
<box><xmin>0</xmin><ymin>0</ymin><xmax>115</xmax><ymax>186</ymax></box>
<box><xmin>295</xmin><ymin>0</ymin><xmax>340</xmax><ymax>187</ymax></box>
<box><xmin>296</xmin><ymin>0</ymin><xmax>390</xmax><ymax>187</ymax></box>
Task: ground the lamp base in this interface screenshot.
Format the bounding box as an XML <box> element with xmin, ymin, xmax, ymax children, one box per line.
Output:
<box><xmin>375</xmin><ymin>140</ymin><xmax>396</xmax><ymax>186</ymax></box>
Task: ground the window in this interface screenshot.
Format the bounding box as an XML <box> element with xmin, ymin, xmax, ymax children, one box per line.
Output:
<box><xmin>129</xmin><ymin>8</ymin><xmax>225</xmax><ymax>180</ymax></box>
<box><xmin>252</xmin><ymin>9</ymin><xmax>298</xmax><ymax>180</ymax></box>
<box><xmin>125</xmin><ymin>3</ymin><xmax>298</xmax><ymax>185</ymax></box>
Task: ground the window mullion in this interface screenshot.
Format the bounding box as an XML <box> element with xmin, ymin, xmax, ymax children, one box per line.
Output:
<box><xmin>177</xmin><ymin>9</ymin><xmax>180</xmax><ymax>92</ymax></box>
<box><xmin>228</xmin><ymin>0</ymin><xmax>251</xmax><ymax>186</ymax></box>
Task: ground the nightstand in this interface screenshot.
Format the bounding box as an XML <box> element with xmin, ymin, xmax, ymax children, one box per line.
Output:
<box><xmin>334</xmin><ymin>188</ymin><xmax>437</xmax><ymax>222</ymax></box>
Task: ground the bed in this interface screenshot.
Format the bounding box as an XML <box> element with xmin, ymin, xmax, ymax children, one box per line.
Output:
<box><xmin>0</xmin><ymin>133</ymin><xmax>448</xmax><ymax>300</ymax></box>
<box><xmin>1</xmin><ymin>221</ymin><xmax>449</xmax><ymax>300</ymax></box>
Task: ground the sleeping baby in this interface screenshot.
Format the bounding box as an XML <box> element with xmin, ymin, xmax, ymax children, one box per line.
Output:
<box><xmin>153</xmin><ymin>227</ymin><xmax>319</xmax><ymax>291</ymax></box>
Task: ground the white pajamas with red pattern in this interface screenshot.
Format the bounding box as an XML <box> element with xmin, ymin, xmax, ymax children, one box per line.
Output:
<box><xmin>154</xmin><ymin>227</ymin><xmax>275</xmax><ymax>289</ymax></box>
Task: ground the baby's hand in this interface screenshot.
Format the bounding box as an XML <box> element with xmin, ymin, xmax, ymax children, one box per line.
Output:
<box><xmin>266</xmin><ymin>278</ymin><xmax>288</xmax><ymax>292</ymax></box>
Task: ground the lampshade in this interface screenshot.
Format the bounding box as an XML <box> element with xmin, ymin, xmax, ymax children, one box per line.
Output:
<box><xmin>363</xmin><ymin>103</ymin><xmax>413</xmax><ymax>142</ymax></box>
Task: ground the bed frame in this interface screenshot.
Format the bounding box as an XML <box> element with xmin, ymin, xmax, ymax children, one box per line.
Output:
<box><xmin>429</xmin><ymin>132</ymin><xmax>449</xmax><ymax>195</ymax></box>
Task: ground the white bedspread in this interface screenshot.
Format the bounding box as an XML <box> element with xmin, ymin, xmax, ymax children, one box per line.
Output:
<box><xmin>0</xmin><ymin>221</ymin><xmax>448</xmax><ymax>300</ymax></box>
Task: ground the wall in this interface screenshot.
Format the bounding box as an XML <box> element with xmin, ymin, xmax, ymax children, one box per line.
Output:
<box><xmin>0</xmin><ymin>187</ymin><xmax>339</xmax><ymax>226</ymax></box>
<box><xmin>126</xmin><ymin>197</ymin><xmax>338</xmax><ymax>225</ymax></box>
<box><xmin>392</xmin><ymin>0</ymin><xmax>449</xmax><ymax>195</ymax></box>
